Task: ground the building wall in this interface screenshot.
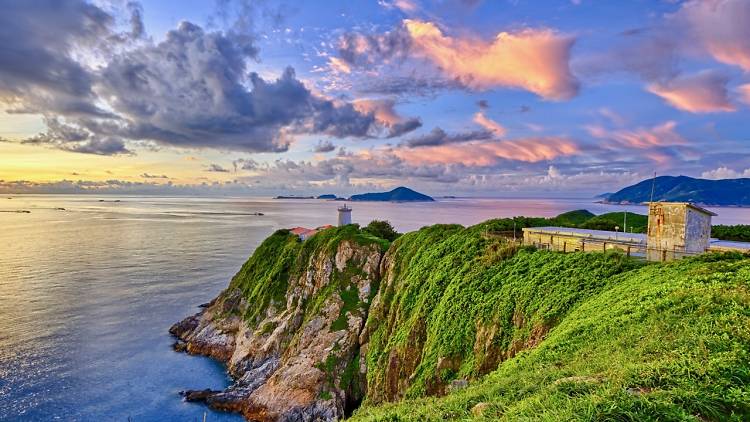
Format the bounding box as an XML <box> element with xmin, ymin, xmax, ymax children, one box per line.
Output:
<box><xmin>646</xmin><ymin>203</ymin><xmax>712</xmax><ymax>261</ymax></box>
<box><xmin>522</xmin><ymin>230</ymin><xmax>641</xmax><ymax>256</ymax></box>
<box><xmin>685</xmin><ymin>208</ymin><xmax>712</xmax><ymax>254</ymax></box>
<box><xmin>338</xmin><ymin>210</ymin><xmax>352</xmax><ymax>226</ymax></box>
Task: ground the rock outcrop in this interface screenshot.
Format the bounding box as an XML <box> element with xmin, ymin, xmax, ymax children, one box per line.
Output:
<box><xmin>171</xmin><ymin>227</ymin><xmax>385</xmax><ymax>421</ymax></box>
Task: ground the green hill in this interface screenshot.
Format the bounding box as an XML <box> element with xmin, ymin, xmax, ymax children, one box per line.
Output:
<box><xmin>604</xmin><ymin>175</ymin><xmax>750</xmax><ymax>206</ymax></box>
<box><xmin>579</xmin><ymin>211</ymin><xmax>649</xmax><ymax>233</ymax></box>
<box><xmin>352</xmin><ymin>229</ymin><xmax>750</xmax><ymax>420</ymax></box>
<box><xmin>173</xmin><ymin>218</ymin><xmax>750</xmax><ymax>421</ymax></box>
<box><xmin>551</xmin><ymin>209</ymin><xmax>596</xmax><ymax>226</ymax></box>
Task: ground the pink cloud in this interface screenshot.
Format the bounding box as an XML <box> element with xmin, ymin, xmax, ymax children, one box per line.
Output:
<box><xmin>647</xmin><ymin>71</ymin><xmax>735</xmax><ymax>113</ymax></box>
<box><xmin>472</xmin><ymin>111</ymin><xmax>506</xmax><ymax>136</ymax></box>
<box><xmin>739</xmin><ymin>84</ymin><xmax>750</xmax><ymax>106</ymax></box>
<box><xmin>403</xmin><ymin>20</ymin><xmax>579</xmax><ymax>100</ymax></box>
<box><xmin>676</xmin><ymin>0</ymin><xmax>750</xmax><ymax>71</ymax></box>
<box><xmin>393</xmin><ymin>136</ymin><xmax>579</xmax><ymax>166</ymax></box>
<box><xmin>352</xmin><ymin>98</ymin><xmax>422</xmax><ymax>137</ymax></box>
<box><xmin>587</xmin><ymin>121</ymin><xmax>687</xmax><ymax>149</ymax></box>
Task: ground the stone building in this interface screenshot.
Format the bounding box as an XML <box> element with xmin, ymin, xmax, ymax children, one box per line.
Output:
<box><xmin>646</xmin><ymin>202</ymin><xmax>715</xmax><ymax>261</ymax></box>
<box><xmin>522</xmin><ymin>202</ymin><xmax>748</xmax><ymax>261</ymax></box>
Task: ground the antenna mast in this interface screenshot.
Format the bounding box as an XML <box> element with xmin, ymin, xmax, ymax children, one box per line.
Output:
<box><xmin>649</xmin><ymin>171</ymin><xmax>657</xmax><ymax>203</ymax></box>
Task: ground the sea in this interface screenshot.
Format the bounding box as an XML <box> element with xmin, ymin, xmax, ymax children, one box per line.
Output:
<box><xmin>1</xmin><ymin>195</ymin><xmax>748</xmax><ymax>421</ymax></box>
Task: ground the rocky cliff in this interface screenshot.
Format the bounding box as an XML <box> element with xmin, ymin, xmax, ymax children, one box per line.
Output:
<box><xmin>172</xmin><ymin>221</ymin><xmax>750</xmax><ymax>421</ymax></box>
<box><xmin>171</xmin><ymin>226</ymin><xmax>387</xmax><ymax>421</ymax></box>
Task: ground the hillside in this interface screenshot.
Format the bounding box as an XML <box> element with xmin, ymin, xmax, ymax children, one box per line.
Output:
<box><xmin>349</xmin><ymin>187</ymin><xmax>434</xmax><ymax>202</ymax></box>
<box><xmin>172</xmin><ymin>220</ymin><xmax>750</xmax><ymax>421</ymax></box>
<box><xmin>353</xmin><ymin>250</ymin><xmax>750</xmax><ymax>421</ymax></box>
<box><xmin>604</xmin><ymin>175</ymin><xmax>750</xmax><ymax>206</ymax></box>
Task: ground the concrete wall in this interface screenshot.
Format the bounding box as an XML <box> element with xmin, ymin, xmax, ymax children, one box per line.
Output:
<box><xmin>523</xmin><ymin>230</ymin><xmax>641</xmax><ymax>256</ymax></box>
<box><xmin>646</xmin><ymin>203</ymin><xmax>712</xmax><ymax>261</ymax></box>
<box><xmin>685</xmin><ymin>207</ymin><xmax>712</xmax><ymax>253</ymax></box>
<box><xmin>338</xmin><ymin>209</ymin><xmax>352</xmax><ymax>226</ymax></box>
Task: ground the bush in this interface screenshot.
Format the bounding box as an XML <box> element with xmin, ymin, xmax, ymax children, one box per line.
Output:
<box><xmin>363</xmin><ymin>220</ymin><xmax>401</xmax><ymax>242</ymax></box>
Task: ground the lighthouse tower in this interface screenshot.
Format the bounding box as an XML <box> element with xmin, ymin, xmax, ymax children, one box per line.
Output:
<box><xmin>337</xmin><ymin>204</ymin><xmax>352</xmax><ymax>226</ymax></box>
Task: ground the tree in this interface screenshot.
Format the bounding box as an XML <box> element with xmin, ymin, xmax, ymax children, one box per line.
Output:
<box><xmin>364</xmin><ymin>220</ymin><xmax>401</xmax><ymax>242</ymax></box>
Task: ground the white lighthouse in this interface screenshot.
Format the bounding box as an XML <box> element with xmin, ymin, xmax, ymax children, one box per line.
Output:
<box><xmin>337</xmin><ymin>204</ymin><xmax>352</xmax><ymax>226</ymax></box>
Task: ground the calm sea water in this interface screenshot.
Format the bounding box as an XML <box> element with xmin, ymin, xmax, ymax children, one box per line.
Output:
<box><xmin>1</xmin><ymin>195</ymin><xmax>748</xmax><ymax>421</ymax></box>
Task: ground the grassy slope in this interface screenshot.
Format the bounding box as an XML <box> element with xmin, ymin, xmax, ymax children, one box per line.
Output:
<box><xmin>362</xmin><ymin>221</ymin><xmax>643</xmax><ymax>404</ymax></box>
<box><xmin>222</xmin><ymin>225</ymin><xmax>390</xmax><ymax>324</ymax></box>
<box><xmin>353</xmin><ymin>252</ymin><xmax>750</xmax><ymax>421</ymax></box>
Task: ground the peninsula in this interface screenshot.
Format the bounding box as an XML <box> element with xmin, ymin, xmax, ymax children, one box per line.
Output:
<box><xmin>171</xmin><ymin>211</ymin><xmax>750</xmax><ymax>421</ymax></box>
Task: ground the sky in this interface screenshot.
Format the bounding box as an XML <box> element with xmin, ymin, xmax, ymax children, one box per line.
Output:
<box><xmin>1</xmin><ymin>0</ymin><xmax>749</xmax><ymax>197</ymax></box>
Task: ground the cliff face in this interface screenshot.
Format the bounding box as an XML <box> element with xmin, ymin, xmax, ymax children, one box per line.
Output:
<box><xmin>171</xmin><ymin>227</ymin><xmax>387</xmax><ymax>421</ymax></box>
<box><xmin>173</xmin><ymin>220</ymin><xmax>749</xmax><ymax>421</ymax></box>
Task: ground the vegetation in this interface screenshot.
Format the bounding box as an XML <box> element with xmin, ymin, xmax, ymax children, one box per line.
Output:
<box><xmin>221</xmin><ymin>224</ymin><xmax>389</xmax><ymax>324</ymax></box>
<box><xmin>363</xmin><ymin>220</ymin><xmax>401</xmax><ymax>242</ymax></box>
<box><xmin>712</xmin><ymin>225</ymin><xmax>750</xmax><ymax>242</ymax></box>
<box><xmin>212</xmin><ymin>214</ymin><xmax>750</xmax><ymax>421</ymax></box>
<box><xmin>361</xmin><ymin>221</ymin><xmax>643</xmax><ymax>405</ymax></box>
<box><xmin>579</xmin><ymin>211</ymin><xmax>648</xmax><ymax>233</ymax></box>
<box><xmin>354</xmin><ymin>250</ymin><xmax>750</xmax><ymax>421</ymax></box>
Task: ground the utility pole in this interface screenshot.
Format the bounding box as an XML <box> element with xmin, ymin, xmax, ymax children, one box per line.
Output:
<box><xmin>623</xmin><ymin>211</ymin><xmax>627</xmax><ymax>233</ymax></box>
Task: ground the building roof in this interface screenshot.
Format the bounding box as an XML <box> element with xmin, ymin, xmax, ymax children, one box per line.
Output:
<box><xmin>522</xmin><ymin>226</ymin><xmax>647</xmax><ymax>244</ymax></box>
<box><xmin>709</xmin><ymin>239</ymin><xmax>750</xmax><ymax>251</ymax></box>
<box><xmin>647</xmin><ymin>202</ymin><xmax>717</xmax><ymax>216</ymax></box>
<box><xmin>290</xmin><ymin>227</ymin><xmax>312</xmax><ymax>235</ymax></box>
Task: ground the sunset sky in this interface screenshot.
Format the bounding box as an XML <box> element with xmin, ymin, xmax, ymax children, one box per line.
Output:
<box><xmin>1</xmin><ymin>0</ymin><xmax>749</xmax><ymax>196</ymax></box>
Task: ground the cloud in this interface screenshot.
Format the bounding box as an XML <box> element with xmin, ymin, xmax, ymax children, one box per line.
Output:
<box><xmin>472</xmin><ymin>111</ymin><xmax>506</xmax><ymax>136</ymax></box>
<box><xmin>401</xmin><ymin>127</ymin><xmax>493</xmax><ymax>147</ymax></box>
<box><xmin>739</xmin><ymin>84</ymin><xmax>750</xmax><ymax>106</ymax></box>
<box><xmin>587</xmin><ymin>120</ymin><xmax>687</xmax><ymax>150</ymax></box>
<box><xmin>126</xmin><ymin>1</ymin><xmax>145</xmax><ymax>39</ymax></box>
<box><xmin>98</xmin><ymin>23</ymin><xmax>382</xmax><ymax>151</ymax></box>
<box><xmin>313</xmin><ymin>140</ymin><xmax>336</xmax><ymax>153</ymax></box>
<box><xmin>402</xmin><ymin>20</ymin><xmax>579</xmax><ymax>99</ymax></box>
<box><xmin>647</xmin><ymin>71</ymin><xmax>735</xmax><ymax>113</ymax></box>
<box><xmin>206</xmin><ymin>164</ymin><xmax>230</xmax><ymax>172</ymax></box>
<box><xmin>232</xmin><ymin>158</ymin><xmax>259</xmax><ymax>172</ymax></box>
<box><xmin>2</xmin><ymin>5</ymin><xmax>390</xmax><ymax>155</ymax></box>
<box><xmin>0</xmin><ymin>1</ymin><xmax>114</xmax><ymax>117</ymax></box>
<box><xmin>396</xmin><ymin>136</ymin><xmax>579</xmax><ymax>165</ymax></box>
<box><xmin>141</xmin><ymin>173</ymin><xmax>169</xmax><ymax>179</ymax></box>
<box><xmin>378</xmin><ymin>0</ymin><xmax>419</xmax><ymax>13</ymax></box>
<box><xmin>674</xmin><ymin>0</ymin><xmax>750</xmax><ymax>71</ymax></box>
<box><xmin>333</xmin><ymin>20</ymin><xmax>578</xmax><ymax>100</ymax></box>
<box><xmin>335</xmin><ymin>26</ymin><xmax>412</xmax><ymax>69</ymax></box>
<box><xmin>351</xmin><ymin>99</ymin><xmax>422</xmax><ymax>137</ymax></box>
<box><xmin>20</xmin><ymin>117</ymin><xmax>130</xmax><ymax>155</ymax></box>
<box><xmin>701</xmin><ymin>166</ymin><xmax>750</xmax><ymax>180</ymax></box>
<box><xmin>355</xmin><ymin>75</ymin><xmax>462</xmax><ymax>97</ymax></box>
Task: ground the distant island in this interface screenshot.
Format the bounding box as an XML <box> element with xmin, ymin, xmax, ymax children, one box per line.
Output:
<box><xmin>349</xmin><ymin>186</ymin><xmax>434</xmax><ymax>202</ymax></box>
<box><xmin>276</xmin><ymin>187</ymin><xmax>434</xmax><ymax>202</ymax></box>
<box><xmin>601</xmin><ymin>175</ymin><xmax>750</xmax><ymax>207</ymax></box>
<box><xmin>275</xmin><ymin>195</ymin><xmax>315</xmax><ymax>200</ymax></box>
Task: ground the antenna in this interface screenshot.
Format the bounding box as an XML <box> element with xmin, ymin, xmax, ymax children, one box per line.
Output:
<box><xmin>649</xmin><ymin>171</ymin><xmax>657</xmax><ymax>203</ymax></box>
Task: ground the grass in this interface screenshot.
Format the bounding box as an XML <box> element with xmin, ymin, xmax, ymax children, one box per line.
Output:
<box><xmin>211</xmin><ymin>216</ymin><xmax>750</xmax><ymax>421</ymax></box>
<box><xmin>362</xmin><ymin>221</ymin><xmax>643</xmax><ymax>404</ymax></box>
<box><xmin>352</xmin><ymin>252</ymin><xmax>750</xmax><ymax>421</ymax></box>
